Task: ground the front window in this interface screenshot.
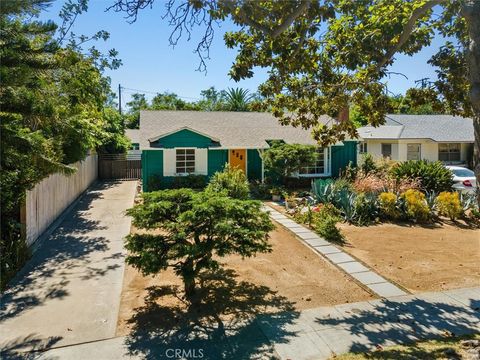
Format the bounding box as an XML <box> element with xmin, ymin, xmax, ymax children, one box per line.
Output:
<box><xmin>381</xmin><ymin>143</ymin><xmax>392</xmax><ymax>158</ymax></box>
<box><xmin>359</xmin><ymin>142</ymin><xmax>368</xmax><ymax>154</ymax></box>
<box><xmin>439</xmin><ymin>143</ymin><xmax>461</xmax><ymax>162</ymax></box>
<box><xmin>407</xmin><ymin>143</ymin><xmax>421</xmax><ymax>161</ymax></box>
<box><xmin>176</xmin><ymin>149</ymin><xmax>195</xmax><ymax>174</ymax></box>
<box><xmin>299</xmin><ymin>148</ymin><xmax>326</xmax><ymax>175</ymax></box>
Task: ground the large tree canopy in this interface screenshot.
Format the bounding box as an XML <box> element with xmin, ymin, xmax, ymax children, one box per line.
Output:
<box><xmin>0</xmin><ymin>0</ymin><xmax>128</xmax><ymax>287</ymax></box>
<box><xmin>110</xmin><ymin>0</ymin><xmax>480</xmax><ymax>201</ymax></box>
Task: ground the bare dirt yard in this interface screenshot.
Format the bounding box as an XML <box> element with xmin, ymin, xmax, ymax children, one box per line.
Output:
<box><xmin>116</xmin><ymin>224</ymin><xmax>373</xmax><ymax>336</ymax></box>
<box><xmin>337</xmin><ymin>222</ymin><xmax>480</xmax><ymax>293</ymax></box>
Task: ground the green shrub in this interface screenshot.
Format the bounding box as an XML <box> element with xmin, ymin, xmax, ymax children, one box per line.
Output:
<box><xmin>148</xmin><ymin>174</ymin><xmax>163</xmax><ymax>191</ymax></box>
<box><xmin>206</xmin><ymin>165</ymin><xmax>250</xmax><ymax>199</ymax></box>
<box><xmin>436</xmin><ymin>191</ymin><xmax>462</xmax><ymax>220</ymax></box>
<box><xmin>354</xmin><ymin>193</ymin><xmax>378</xmax><ymax>226</ymax></box>
<box><xmin>391</xmin><ymin>160</ymin><xmax>453</xmax><ymax>193</ymax></box>
<box><xmin>314</xmin><ymin>213</ymin><xmax>344</xmax><ymax>243</ymax></box>
<box><xmin>172</xmin><ymin>174</ymin><xmax>207</xmax><ymax>190</ymax></box>
<box><xmin>378</xmin><ymin>192</ymin><xmax>399</xmax><ymax>219</ymax></box>
<box><xmin>262</xmin><ymin>141</ymin><xmax>317</xmax><ymax>181</ymax></box>
<box><xmin>360</xmin><ymin>153</ymin><xmax>377</xmax><ymax>174</ymax></box>
<box><xmin>401</xmin><ymin>189</ymin><xmax>431</xmax><ymax>222</ymax></box>
<box><xmin>148</xmin><ymin>174</ymin><xmax>207</xmax><ymax>191</ymax></box>
<box><xmin>249</xmin><ymin>181</ymin><xmax>272</xmax><ymax>200</ymax></box>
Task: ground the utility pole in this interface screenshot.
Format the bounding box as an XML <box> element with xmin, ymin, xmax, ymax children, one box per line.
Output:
<box><xmin>415</xmin><ymin>77</ymin><xmax>430</xmax><ymax>89</ymax></box>
<box><xmin>118</xmin><ymin>84</ymin><xmax>122</xmax><ymax>115</ymax></box>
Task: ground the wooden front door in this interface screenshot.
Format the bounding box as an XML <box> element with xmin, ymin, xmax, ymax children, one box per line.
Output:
<box><xmin>229</xmin><ymin>149</ymin><xmax>246</xmax><ymax>173</ymax></box>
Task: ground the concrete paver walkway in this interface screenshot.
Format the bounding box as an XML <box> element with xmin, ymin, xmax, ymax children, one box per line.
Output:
<box><xmin>34</xmin><ymin>287</ymin><xmax>480</xmax><ymax>359</ymax></box>
<box><xmin>264</xmin><ymin>204</ymin><xmax>408</xmax><ymax>298</ymax></box>
<box><xmin>0</xmin><ymin>181</ymin><xmax>137</xmax><ymax>357</ymax></box>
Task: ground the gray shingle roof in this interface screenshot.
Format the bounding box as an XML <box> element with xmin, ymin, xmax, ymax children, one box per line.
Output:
<box><xmin>357</xmin><ymin>114</ymin><xmax>474</xmax><ymax>142</ymax></box>
<box><xmin>134</xmin><ymin>111</ymin><xmax>338</xmax><ymax>149</ymax></box>
<box><xmin>125</xmin><ymin>129</ymin><xmax>140</xmax><ymax>144</ymax></box>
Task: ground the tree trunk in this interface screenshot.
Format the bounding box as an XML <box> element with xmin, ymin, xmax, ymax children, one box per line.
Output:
<box><xmin>184</xmin><ymin>277</ymin><xmax>196</xmax><ymax>299</ymax></box>
<box><xmin>463</xmin><ymin>1</ymin><xmax>480</xmax><ymax>205</ymax></box>
<box><xmin>182</xmin><ymin>259</ymin><xmax>197</xmax><ymax>301</ymax></box>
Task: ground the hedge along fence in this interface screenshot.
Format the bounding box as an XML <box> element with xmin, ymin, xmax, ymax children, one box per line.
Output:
<box><xmin>21</xmin><ymin>154</ymin><xmax>98</xmax><ymax>246</ymax></box>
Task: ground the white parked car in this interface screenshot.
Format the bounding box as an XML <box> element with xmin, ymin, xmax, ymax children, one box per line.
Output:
<box><xmin>445</xmin><ymin>166</ymin><xmax>477</xmax><ymax>194</ymax></box>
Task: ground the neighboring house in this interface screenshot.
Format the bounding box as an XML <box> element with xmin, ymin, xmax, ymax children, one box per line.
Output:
<box><xmin>126</xmin><ymin>111</ymin><xmax>358</xmax><ymax>191</ymax></box>
<box><xmin>357</xmin><ymin>115</ymin><xmax>474</xmax><ymax>165</ymax></box>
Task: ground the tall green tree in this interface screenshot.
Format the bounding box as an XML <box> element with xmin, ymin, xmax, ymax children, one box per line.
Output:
<box><xmin>0</xmin><ymin>0</ymin><xmax>126</xmax><ymax>287</ymax></box>
<box><xmin>151</xmin><ymin>91</ymin><xmax>198</xmax><ymax>110</ymax></box>
<box><xmin>124</xmin><ymin>93</ymin><xmax>148</xmax><ymax>128</ymax></box>
<box><xmin>197</xmin><ymin>86</ymin><xmax>227</xmax><ymax>110</ymax></box>
<box><xmin>110</xmin><ymin>0</ymin><xmax>480</xmax><ymax>203</ymax></box>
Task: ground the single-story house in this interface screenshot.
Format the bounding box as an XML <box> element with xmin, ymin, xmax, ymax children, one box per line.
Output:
<box><xmin>357</xmin><ymin>114</ymin><xmax>474</xmax><ymax>165</ymax></box>
<box><xmin>127</xmin><ymin>111</ymin><xmax>358</xmax><ymax>191</ymax></box>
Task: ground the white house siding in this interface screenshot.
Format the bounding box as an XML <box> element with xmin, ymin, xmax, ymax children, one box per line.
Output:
<box><xmin>359</xmin><ymin>140</ymin><xmax>399</xmax><ymax>161</ymax></box>
<box><xmin>359</xmin><ymin>139</ymin><xmax>470</xmax><ymax>163</ymax></box>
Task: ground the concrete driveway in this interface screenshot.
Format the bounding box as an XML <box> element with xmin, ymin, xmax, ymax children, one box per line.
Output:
<box><xmin>0</xmin><ymin>181</ymin><xmax>137</xmax><ymax>357</ymax></box>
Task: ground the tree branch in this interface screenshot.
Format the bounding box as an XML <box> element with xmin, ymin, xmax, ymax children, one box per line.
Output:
<box><xmin>222</xmin><ymin>0</ymin><xmax>311</xmax><ymax>38</ymax></box>
<box><xmin>375</xmin><ymin>0</ymin><xmax>444</xmax><ymax>71</ymax></box>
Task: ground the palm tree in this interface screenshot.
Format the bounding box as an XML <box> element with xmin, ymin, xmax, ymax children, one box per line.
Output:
<box><xmin>224</xmin><ymin>87</ymin><xmax>254</xmax><ymax>111</ymax></box>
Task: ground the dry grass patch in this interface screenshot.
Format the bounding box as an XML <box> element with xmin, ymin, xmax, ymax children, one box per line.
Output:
<box><xmin>338</xmin><ymin>222</ymin><xmax>480</xmax><ymax>293</ymax></box>
<box><xmin>116</xmin><ymin>224</ymin><xmax>373</xmax><ymax>336</ymax></box>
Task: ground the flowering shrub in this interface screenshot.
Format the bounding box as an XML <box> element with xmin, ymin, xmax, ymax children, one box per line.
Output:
<box><xmin>353</xmin><ymin>172</ymin><xmax>419</xmax><ymax>194</ymax></box>
<box><xmin>401</xmin><ymin>189</ymin><xmax>431</xmax><ymax>222</ymax></box>
<box><xmin>378</xmin><ymin>192</ymin><xmax>399</xmax><ymax>219</ymax></box>
<box><xmin>436</xmin><ymin>192</ymin><xmax>462</xmax><ymax>220</ymax></box>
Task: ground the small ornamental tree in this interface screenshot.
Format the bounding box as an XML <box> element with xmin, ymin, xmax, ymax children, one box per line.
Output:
<box><xmin>206</xmin><ymin>164</ymin><xmax>250</xmax><ymax>200</ymax></box>
<box><xmin>125</xmin><ymin>188</ymin><xmax>273</xmax><ymax>300</ymax></box>
<box><xmin>262</xmin><ymin>141</ymin><xmax>317</xmax><ymax>183</ymax></box>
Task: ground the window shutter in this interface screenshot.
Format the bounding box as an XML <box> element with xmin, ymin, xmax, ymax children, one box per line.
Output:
<box><xmin>195</xmin><ymin>149</ymin><xmax>208</xmax><ymax>175</ymax></box>
<box><xmin>163</xmin><ymin>149</ymin><xmax>176</xmax><ymax>176</ymax></box>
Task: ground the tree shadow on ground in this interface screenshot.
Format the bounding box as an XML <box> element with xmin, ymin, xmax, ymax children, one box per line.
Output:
<box><xmin>0</xmin><ymin>334</ymin><xmax>62</xmax><ymax>360</ymax></box>
<box><xmin>124</xmin><ymin>268</ymin><xmax>299</xmax><ymax>359</ymax></box>
<box><xmin>0</xmin><ymin>181</ymin><xmax>123</xmax><ymax>321</ymax></box>
<box><xmin>314</xmin><ymin>295</ymin><xmax>480</xmax><ymax>354</ymax></box>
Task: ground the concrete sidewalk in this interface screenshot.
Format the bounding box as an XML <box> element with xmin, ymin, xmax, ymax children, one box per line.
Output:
<box><xmin>33</xmin><ymin>287</ymin><xmax>480</xmax><ymax>359</ymax></box>
<box><xmin>0</xmin><ymin>181</ymin><xmax>137</xmax><ymax>358</ymax></box>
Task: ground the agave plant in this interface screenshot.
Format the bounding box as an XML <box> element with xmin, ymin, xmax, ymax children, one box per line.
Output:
<box><xmin>335</xmin><ymin>190</ymin><xmax>357</xmax><ymax>223</ymax></box>
<box><xmin>459</xmin><ymin>191</ymin><xmax>478</xmax><ymax>212</ymax></box>
<box><xmin>425</xmin><ymin>190</ymin><xmax>438</xmax><ymax>213</ymax></box>
<box><xmin>311</xmin><ymin>178</ymin><xmax>334</xmax><ymax>204</ymax></box>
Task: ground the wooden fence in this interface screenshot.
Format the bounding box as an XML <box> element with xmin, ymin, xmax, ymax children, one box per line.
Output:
<box><xmin>98</xmin><ymin>153</ymin><xmax>142</xmax><ymax>180</ymax></box>
<box><xmin>23</xmin><ymin>154</ymin><xmax>98</xmax><ymax>246</ymax></box>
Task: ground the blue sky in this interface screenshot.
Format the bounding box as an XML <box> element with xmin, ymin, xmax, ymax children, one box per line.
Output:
<box><xmin>41</xmin><ymin>1</ymin><xmax>446</xmax><ymax>108</ymax></box>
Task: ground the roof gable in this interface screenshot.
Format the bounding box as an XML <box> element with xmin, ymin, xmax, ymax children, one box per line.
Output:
<box><xmin>149</xmin><ymin>128</ymin><xmax>219</xmax><ymax>149</ymax></box>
